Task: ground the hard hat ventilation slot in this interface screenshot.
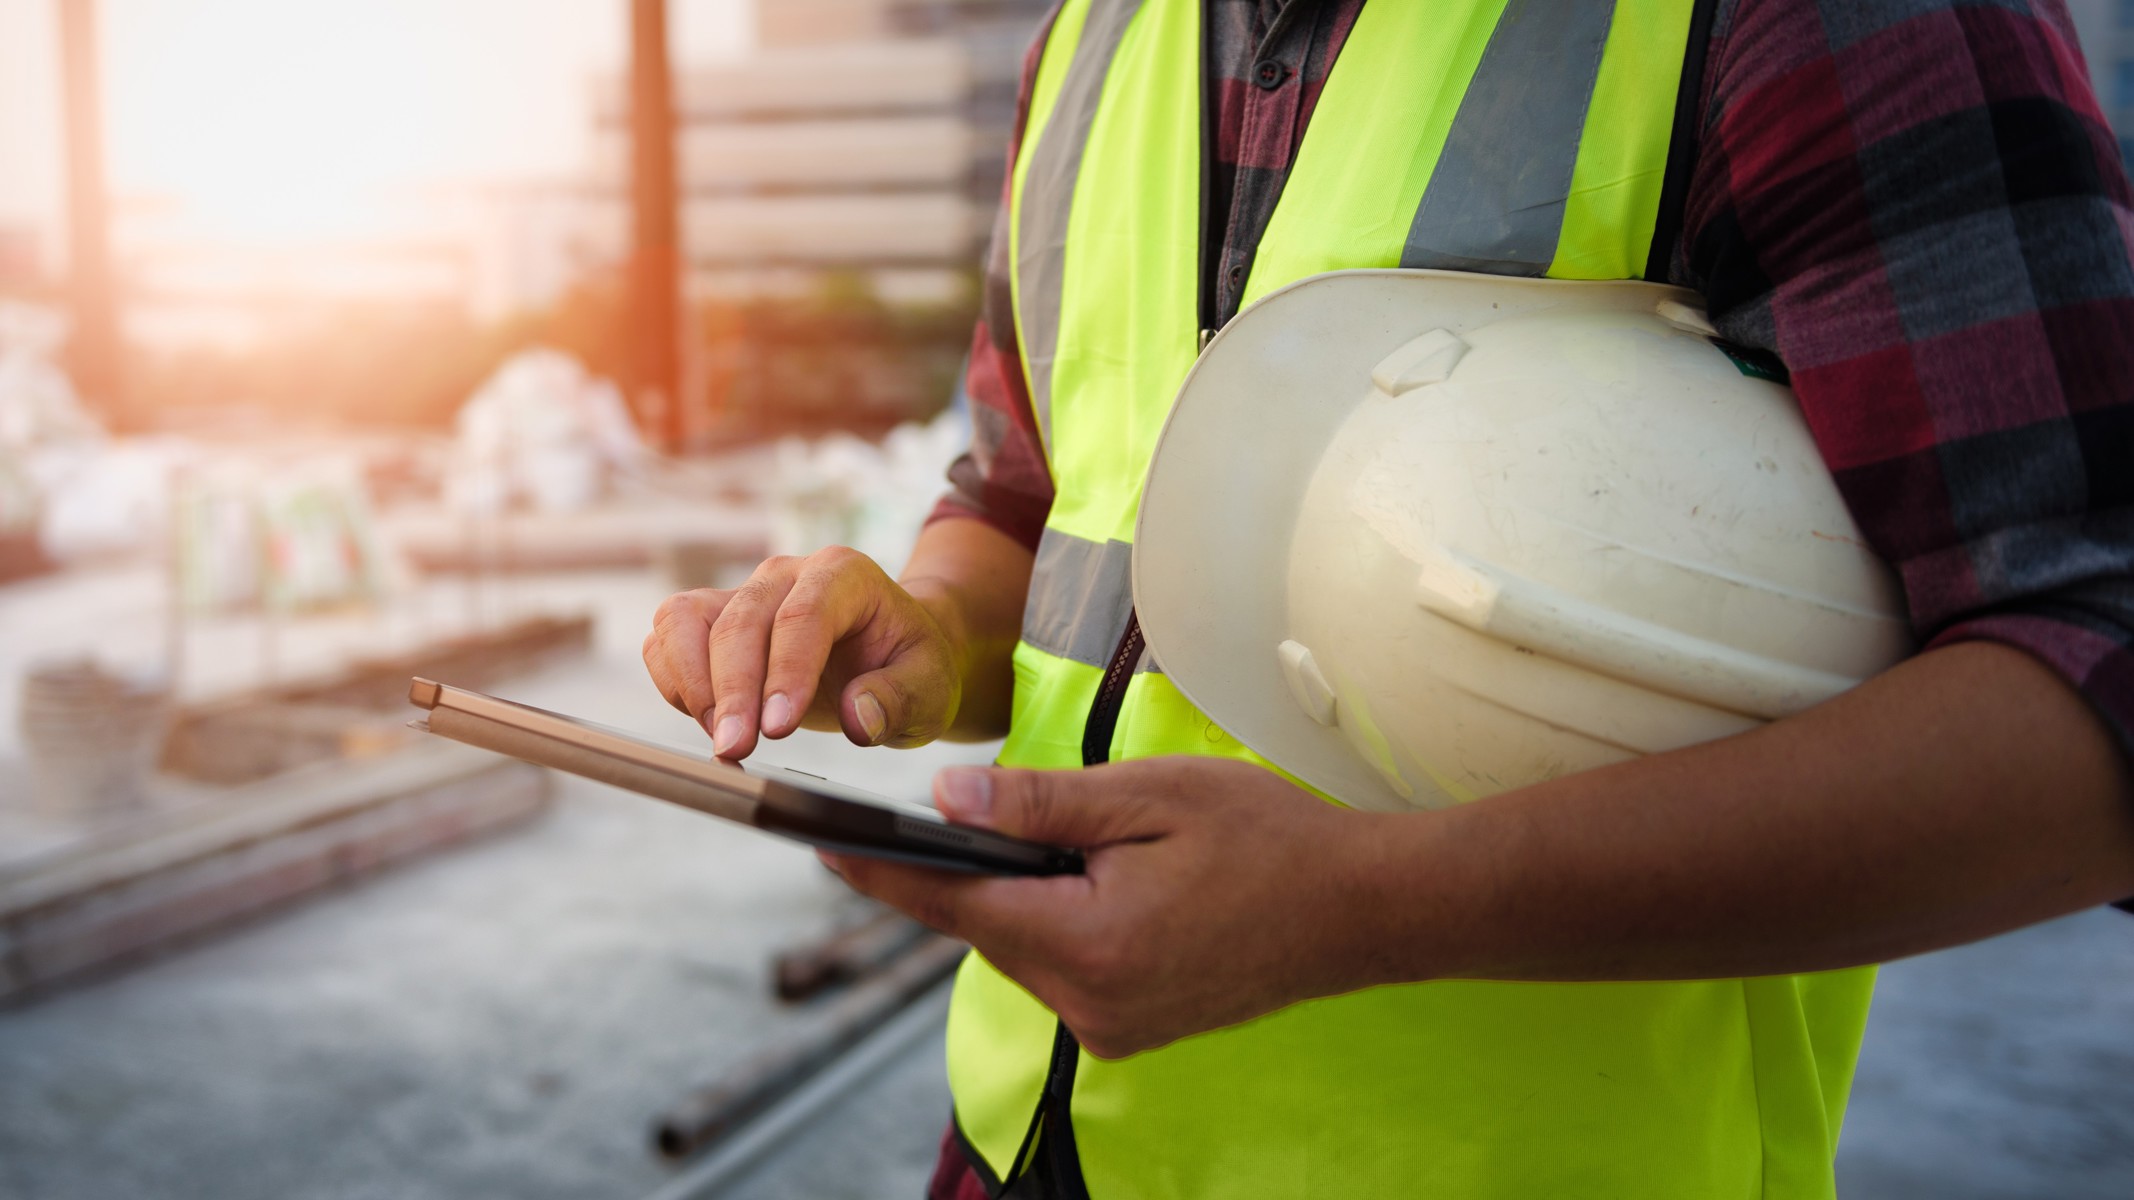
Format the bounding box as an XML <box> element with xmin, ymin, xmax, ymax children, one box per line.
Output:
<box><xmin>1655</xmin><ymin>299</ymin><xmax>1717</xmax><ymax>337</ymax></box>
<box><xmin>1276</xmin><ymin>640</ymin><xmax>1339</xmax><ymax>727</ymax></box>
<box><xmin>1369</xmin><ymin>328</ymin><xmax>1468</xmax><ymax>396</ymax></box>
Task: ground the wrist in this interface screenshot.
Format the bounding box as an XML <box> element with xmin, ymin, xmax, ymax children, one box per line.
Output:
<box><xmin>1333</xmin><ymin>805</ymin><xmax>1500</xmax><ymax>990</ymax></box>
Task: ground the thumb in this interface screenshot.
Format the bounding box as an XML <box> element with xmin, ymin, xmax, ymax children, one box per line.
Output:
<box><xmin>842</xmin><ymin>655</ymin><xmax>956</xmax><ymax>749</ymax></box>
<box><xmin>934</xmin><ymin>765</ymin><xmax>1167</xmax><ymax>848</ymax></box>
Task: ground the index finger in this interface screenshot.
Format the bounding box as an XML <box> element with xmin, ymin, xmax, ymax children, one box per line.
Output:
<box><xmin>704</xmin><ymin>558</ymin><xmax>805</xmax><ymax>758</ymax></box>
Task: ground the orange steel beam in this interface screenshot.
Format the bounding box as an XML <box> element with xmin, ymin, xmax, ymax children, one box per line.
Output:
<box><xmin>58</xmin><ymin>0</ymin><xmax>123</xmax><ymax>416</ymax></box>
<box><xmin>629</xmin><ymin>0</ymin><xmax>684</xmax><ymax>451</ymax></box>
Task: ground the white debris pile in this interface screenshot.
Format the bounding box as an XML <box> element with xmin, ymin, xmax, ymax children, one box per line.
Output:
<box><xmin>767</xmin><ymin>404</ymin><xmax>968</xmax><ymax>572</ymax></box>
<box><xmin>38</xmin><ymin>441</ymin><xmax>190</xmax><ymax>562</ymax></box>
<box><xmin>0</xmin><ymin>303</ymin><xmax>102</xmax><ymax>456</ymax></box>
<box><xmin>0</xmin><ymin>450</ymin><xmax>33</xmax><ymax>538</ymax></box>
<box><xmin>0</xmin><ymin>300</ymin><xmax>184</xmax><ymax>562</ymax></box>
<box><xmin>444</xmin><ymin>348</ymin><xmax>647</xmax><ymax>515</ymax></box>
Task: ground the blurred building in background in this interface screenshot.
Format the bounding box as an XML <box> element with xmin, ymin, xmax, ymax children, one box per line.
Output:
<box><xmin>0</xmin><ymin>0</ymin><xmax>1029</xmax><ymax>1013</ymax></box>
<box><xmin>74</xmin><ymin>0</ymin><xmax>1048</xmax><ymax>441</ymax></box>
<box><xmin>2070</xmin><ymin>0</ymin><xmax>2134</xmax><ymax>166</ymax></box>
<box><xmin>0</xmin><ymin>225</ymin><xmax>42</xmax><ymax>288</ymax></box>
<box><xmin>593</xmin><ymin>0</ymin><xmax>1050</xmax><ymax>444</ymax></box>
<box><xmin>596</xmin><ymin>0</ymin><xmax>1042</xmax><ymax>304</ymax></box>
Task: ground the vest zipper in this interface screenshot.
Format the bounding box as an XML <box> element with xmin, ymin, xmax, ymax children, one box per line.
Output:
<box><xmin>1080</xmin><ymin>612</ymin><xmax>1145</xmax><ymax>768</ymax></box>
<box><xmin>999</xmin><ymin>1019</ymin><xmax>1082</xmax><ymax>1191</ymax></box>
<box><xmin>997</xmin><ymin>614</ymin><xmax>1144</xmax><ymax>1196</ymax></box>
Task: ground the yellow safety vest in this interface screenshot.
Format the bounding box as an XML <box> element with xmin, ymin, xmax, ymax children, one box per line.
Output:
<box><xmin>949</xmin><ymin>2</ymin><xmax>1874</xmax><ymax>1196</ymax></box>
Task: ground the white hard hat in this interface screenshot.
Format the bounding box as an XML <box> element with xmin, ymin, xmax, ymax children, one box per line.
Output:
<box><xmin>1134</xmin><ymin>270</ymin><xmax>1912</xmax><ymax>813</ymax></box>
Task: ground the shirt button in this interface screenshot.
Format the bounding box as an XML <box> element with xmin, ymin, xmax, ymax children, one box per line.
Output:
<box><xmin>1253</xmin><ymin>59</ymin><xmax>1285</xmax><ymax>89</ymax></box>
<box><xmin>1227</xmin><ymin>264</ymin><xmax>1245</xmax><ymax>284</ymax></box>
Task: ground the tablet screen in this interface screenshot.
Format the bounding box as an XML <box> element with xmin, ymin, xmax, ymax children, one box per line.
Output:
<box><xmin>745</xmin><ymin>761</ymin><xmax>949</xmax><ymax>822</ymax></box>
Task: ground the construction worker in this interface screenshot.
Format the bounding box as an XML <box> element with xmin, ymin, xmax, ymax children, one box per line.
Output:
<box><xmin>642</xmin><ymin>0</ymin><xmax>2134</xmax><ymax>1195</ymax></box>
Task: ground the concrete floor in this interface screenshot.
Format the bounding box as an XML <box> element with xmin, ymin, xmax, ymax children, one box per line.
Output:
<box><xmin>2</xmin><ymin>565</ymin><xmax>2130</xmax><ymax>1198</ymax></box>
<box><xmin>0</xmin><ymin>650</ymin><xmax>982</xmax><ymax>1200</ymax></box>
<box><xmin>1837</xmin><ymin>907</ymin><xmax>2134</xmax><ymax>1198</ymax></box>
<box><xmin>711</xmin><ymin>1017</ymin><xmax>954</xmax><ymax>1200</ymax></box>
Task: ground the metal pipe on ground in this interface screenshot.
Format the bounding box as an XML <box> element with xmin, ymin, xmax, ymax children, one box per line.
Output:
<box><xmin>772</xmin><ymin>908</ymin><xmax>933</xmax><ymax>1002</ymax></box>
<box><xmin>652</xmin><ymin>933</ymin><xmax>966</xmax><ymax>1161</ymax></box>
<box><xmin>637</xmin><ymin>977</ymin><xmax>956</xmax><ymax>1200</ymax></box>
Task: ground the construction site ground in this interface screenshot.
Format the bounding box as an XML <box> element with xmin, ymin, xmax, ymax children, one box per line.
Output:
<box><xmin>0</xmin><ymin>565</ymin><xmax>2129</xmax><ymax>1199</ymax></box>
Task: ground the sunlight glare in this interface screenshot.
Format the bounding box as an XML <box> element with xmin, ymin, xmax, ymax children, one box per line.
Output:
<box><xmin>107</xmin><ymin>0</ymin><xmax>568</xmax><ymax>243</ymax></box>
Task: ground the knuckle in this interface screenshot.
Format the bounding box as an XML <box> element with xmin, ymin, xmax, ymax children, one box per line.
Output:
<box><xmin>650</xmin><ymin>595</ymin><xmax>681</xmax><ymax>627</ymax></box>
<box><xmin>874</xmin><ymin>675</ymin><xmax>928</xmax><ymax>730</ymax></box>
<box><xmin>649</xmin><ymin>608</ymin><xmax>686</xmax><ymax>643</ymax></box>
<box><xmin>655</xmin><ymin>589</ymin><xmax>717</xmax><ymax>627</ymax></box>
<box><xmin>773</xmin><ymin>595</ymin><xmax>823</xmax><ymax>630</ymax></box>
<box><xmin>867</xmin><ymin>671</ymin><xmax>911</xmax><ymax>712</ymax></box>
<box><xmin>711</xmin><ymin>587</ymin><xmax>776</xmax><ymax>634</ymax></box>
<box><xmin>732</xmin><ymin>575</ymin><xmax>783</xmax><ymax>610</ymax></box>
<box><xmin>706</xmin><ymin>615</ymin><xmax>760</xmax><ymax>655</ymax></box>
<box><xmin>1016</xmin><ymin>777</ymin><xmax>1058</xmax><ymax>832</ymax></box>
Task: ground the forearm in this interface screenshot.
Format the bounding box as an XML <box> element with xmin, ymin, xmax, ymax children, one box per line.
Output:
<box><xmin>1361</xmin><ymin>641</ymin><xmax>2134</xmax><ymax>986</ymax></box>
<box><xmin>899</xmin><ymin>516</ymin><xmax>1034</xmax><ymax>740</ymax></box>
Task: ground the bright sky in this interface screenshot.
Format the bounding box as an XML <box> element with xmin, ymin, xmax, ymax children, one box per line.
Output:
<box><xmin>0</xmin><ymin>0</ymin><xmax>747</xmax><ymax>248</ymax></box>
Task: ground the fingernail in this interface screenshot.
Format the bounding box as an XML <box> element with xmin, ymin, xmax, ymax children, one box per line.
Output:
<box><xmin>712</xmin><ymin>715</ymin><xmax>741</xmax><ymax>756</ymax></box>
<box><xmin>937</xmin><ymin>768</ymin><xmax>993</xmax><ymax>822</ymax></box>
<box><xmin>855</xmin><ymin>692</ymin><xmax>887</xmax><ymax>744</ymax></box>
<box><xmin>763</xmin><ymin>692</ymin><xmax>792</xmax><ymax>734</ymax></box>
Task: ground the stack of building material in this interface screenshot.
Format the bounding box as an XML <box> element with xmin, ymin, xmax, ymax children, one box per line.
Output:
<box><xmin>594</xmin><ymin>0</ymin><xmax>1050</xmax><ymax>298</ymax></box>
<box><xmin>0</xmin><ymin>616</ymin><xmax>590</xmax><ymax>1002</ymax></box>
<box><xmin>18</xmin><ymin>661</ymin><xmax>169</xmax><ymax>819</ymax></box>
<box><xmin>0</xmin><ymin>741</ymin><xmax>546</xmax><ymax>1002</ymax></box>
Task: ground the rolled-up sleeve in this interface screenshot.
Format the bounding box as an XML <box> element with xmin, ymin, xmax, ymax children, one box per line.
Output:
<box><xmin>1681</xmin><ymin>0</ymin><xmax>2134</xmax><ymax>763</ymax></box>
<box><xmin>926</xmin><ymin>12</ymin><xmax>1058</xmax><ymax>555</ymax></box>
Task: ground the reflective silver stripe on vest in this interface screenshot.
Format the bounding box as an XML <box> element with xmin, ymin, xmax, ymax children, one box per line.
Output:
<box><xmin>1016</xmin><ymin>0</ymin><xmax>1145</xmax><ymax>450</ymax></box>
<box><xmin>1401</xmin><ymin>0</ymin><xmax>1618</xmax><ymax>276</ymax></box>
<box><xmin>1022</xmin><ymin>527</ymin><xmax>1161</xmax><ymax>674</ymax></box>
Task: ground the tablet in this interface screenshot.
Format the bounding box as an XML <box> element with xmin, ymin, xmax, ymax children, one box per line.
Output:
<box><xmin>407</xmin><ymin>678</ymin><xmax>1083</xmax><ymax>876</ymax></box>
